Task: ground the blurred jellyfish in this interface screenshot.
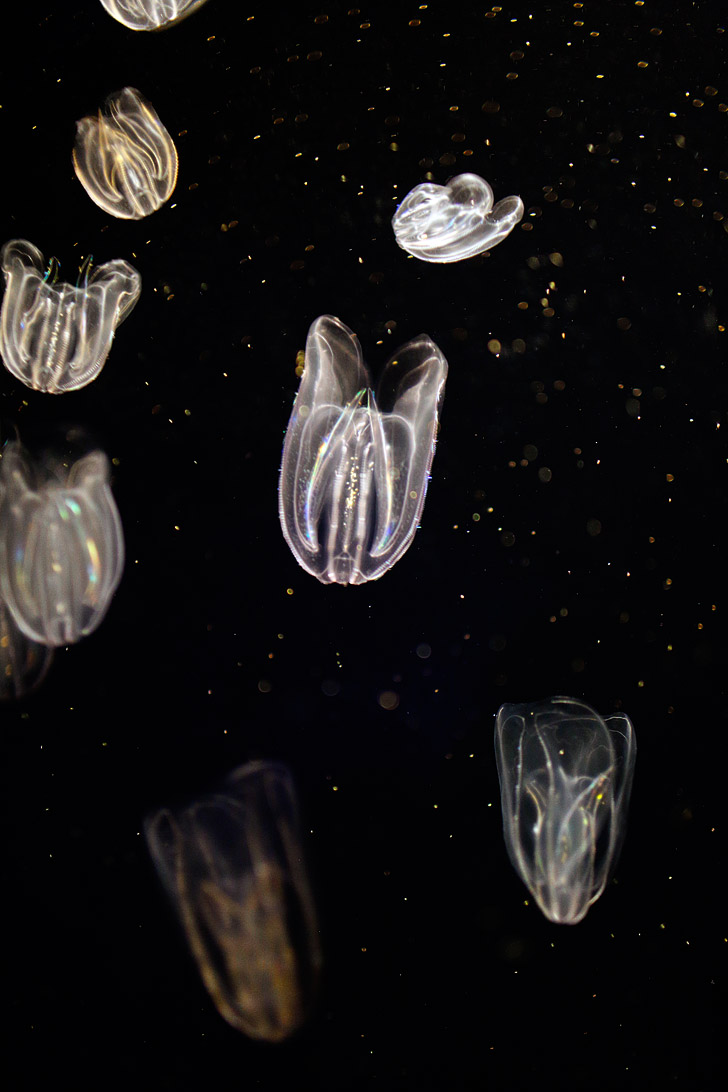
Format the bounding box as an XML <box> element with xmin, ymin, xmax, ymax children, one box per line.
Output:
<box><xmin>73</xmin><ymin>88</ymin><xmax>178</xmax><ymax>220</ymax></box>
<box><xmin>0</xmin><ymin>239</ymin><xmax>141</xmax><ymax>393</ymax></box>
<box><xmin>279</xmin><ymin>314</ymin><xmax>448</xmax><ymax>585</ymax></box>
<box><xmin>98</xmin><ymin>0</ymin><xmax>210</xmax><ymax>31</ymax></box>
<box><xmin>0</xmin><ymin>596</ymin><xmax>54</xmax><ymax>700</ymax></box>
<box><xmin>392</xmin><ymin>173</ymin><xmax>523</xmax><ymax>262</ymax></box>
<box><xmin>495</xmin><ymin>696</ymin><xmax>636</xmax><ymax>924</ymax></box>
<box><xmin>0</xmin><ymin>443</ymin><xmax>125</xmax><ymax>647</ymax></box>
<box><xmin>145</xmin><ymin>761</ymin><xmax>321</xmax><ymax>1041</ymax></box>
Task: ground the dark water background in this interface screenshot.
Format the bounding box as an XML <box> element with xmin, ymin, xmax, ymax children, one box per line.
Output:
<box><xmin>0</xmin><ymin>1</ymin><xmax>725</xmax><ymax>1088</ymax></box>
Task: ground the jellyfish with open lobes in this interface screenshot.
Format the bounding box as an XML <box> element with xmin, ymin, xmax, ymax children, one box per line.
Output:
<box><xmin>0</xmin><ymin>239</ymin><xmax>140</xmax><ymax>393</ymax></box>
<box><xmin>279</xmin><ymin>314</ymin><xmax>448</xmax><ymax>585</ymax></box>
<box><xmin>145</xmin><ymin>761</ymin><xmax>321</xmax><ymax>1041</ymax></box>
<box><xmin>494</xmin><ymin>696</ymin><xmax>636</xmax><ymax>924</ymax></box>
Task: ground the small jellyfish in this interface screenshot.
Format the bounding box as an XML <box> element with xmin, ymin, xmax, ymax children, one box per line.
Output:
<box><xmin>73</xmin><ymin>88</ymin><xmax>178</xmax><ymax>220</ymax></box>
<box><xmin>0</xmin><ymin>239</ymin><xmax>140</xmax><ymax>393</ymax></box>
<box><xmin>279</xmin><ymin>314</ymin><xmax>448</xmax><ymax>585</ymax></box>
<box><xmin>146</xmin><ymin>761</ymin><xmax>321</xmax><ymax>1041</ymax></box>
<box><xmin>392</xmin><ymin>173</ymin><xmax>523</xmax><ymax>262</ymax></box>
<box><xmin>495</xmin><ymin>696</ymin><xmax>636</xmax><ymax>924</ymax></box>
<box><xmin>0</xmin><ymin>443</ymin><xmax>125</xmax><ymax>647</ymax></box>
<box><xmin>98</xmin><ymin>0</ymin><xmax>210</xmax><ymax>31</ymax></box>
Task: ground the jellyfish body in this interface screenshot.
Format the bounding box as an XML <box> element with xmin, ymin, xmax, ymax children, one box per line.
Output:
<box><xmin>98</xmin><ymin>0</ymin><xmax>209</xmax><ymax>31</ymax></box>
<box><xmin>495</xmin><ymin>696</ymin><xmax>636</xmax><ymax>924</ymax></box>
<box><xmin>392</xmin><ymin>173</ymin><xmax>523</xmax><ymax>262</ymax></box>
<box><xmin>146</xmin><ymin>761</ymin><xmax>321</xmax><ymax>1041</ymax></box>
<box><xmin>0</xmin><ymin>239</ymin><xmax>140</xmax><ymax>393</ymax></box>
<box><xmin>279</xmin><ymin>314</ymin><xmax>448</xmax><ymax>584</ymax></box>
<box><xmin>0</xmin><ymin>444</ymin><xmax>125</xmax><ymax>647</ymax></box>
<box><xmin>73</xmin><ymin>87</ymin><xmax>178</xmax><ymax>220</ymax></box>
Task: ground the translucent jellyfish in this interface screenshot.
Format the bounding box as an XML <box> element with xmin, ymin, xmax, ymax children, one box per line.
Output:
<box><xmin>0</xmin><ymin>239</ymin><xmax>141</xmax><ymax>393</ymax></box>
<box><xmin>145</xmin><ymin>761</ymin><xmax>321</xmax><ymax>1042</ymax></box>
<box><xmin>0</xmin><ymin>443</ymin><xmax>125</xmax><ymax>647</ymax></box>
<box><xmin>0</xmin><ymin>596</ymin><xmax>54</xmax><ymax>700</ymax></box>
<box><xmin>73</xmin><ymin>87</ymin><xmax>178</xmax><ymax>220</ymax></box>
<box><xmin>279</xmin><ymin>315</ymin><xmax>448</xmax><ymax>585</ymax></box>
<box><xmin>98</xmin><ymin>0</ymin><xmax>209</xmax><ymax>31</ymax></box>
<box><xmin>494</xmin><ymin>696</ymin><xmax>636</xmax><ymax>924</ymax></box>
<box><xmin>392</xmin><ymin>173</ymin><xmax>523</xmax><ymax>262</ymax></box>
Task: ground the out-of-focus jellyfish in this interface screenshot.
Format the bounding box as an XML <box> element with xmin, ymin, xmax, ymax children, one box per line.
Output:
<box><xmin>0</xmin><ymin>239</ymin><xmax>141</xmax><ymax>393</ymax></box>
<box><xmin>98</xmin><ymin>0</ymin><xmax>209</xmax><ymax>31</ymax></box>
<box><xmin>494</xmin><ymin>696</ymin><xmax>636</xmax><ymax>924</ymax></box>
<box><xmin>145</xmin><ymin>761</ymin><xmax>321</xmax><ymax>1042</ymax></box>
<box><xmin>73</xmin><ymin>88</ymin><xmax>178</xmax><ymax>220</ymax></box>
<box><xmin>279</xmin><ymin>314</ymin><xmax>448</xmax><ymax>585</ymax></box>
<box><xmin>392</xmin><ymin>173</ymin><xmax>523</xmax><ymax>262</ymax></box>
<box><xmin>0</xmin><ymin>443</ymin><xmax>125</xmax><ymax>647</ymax></box>
<box><xmin>0</xmin><ymin>596</ymin><xmax>54</xmax><ymax>700</ymax></box>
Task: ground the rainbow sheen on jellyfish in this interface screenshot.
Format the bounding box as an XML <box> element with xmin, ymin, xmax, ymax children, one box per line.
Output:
<box><xmin>279</xmin><ymin>314</ymin><xmax>448</xmax><ymax>585</ymax></box>
<box><xmin>145</xmin><ymin>761</ymin><xmax>321</xmax><ymax>1042</ymax></box>
<box><xmin>73</xmin><ymin>87</ymin><xmax>178</xmax><ymax>220</ymax></box>
<box><xmin>98</xmin><ymin>0</ymin><xmax>209</xmax><ymax>31</ymax></box>
<box><xmin>495</xmin><ymin>696</ymin><xmax>636</xmax><ymax>924</ymax></box>
<box><xmin>0</xmin><ymin>443</ymin><xmax>125</xmax><ymax>647</ymax></box>
<box><xmin>392</xmin><ymin>173</ymin><xmax>523</xmax><ymax>262</ymax></box>
<box><xmin>0</xmin><ymin>239</ymin><xmax>140</xmax><ymax>393</ymax></box>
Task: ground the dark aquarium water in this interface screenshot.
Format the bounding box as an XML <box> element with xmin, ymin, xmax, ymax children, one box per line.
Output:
<box><xmin>0</xmin><ymin>2</ymin><xmax>724</xmax><ymax>1089</ymax></box>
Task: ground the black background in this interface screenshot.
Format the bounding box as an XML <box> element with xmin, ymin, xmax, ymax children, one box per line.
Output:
<box><xmin>1</xmin><ymin>1</ymin><xmax>725</xmax><ymax>1088</ymax></box>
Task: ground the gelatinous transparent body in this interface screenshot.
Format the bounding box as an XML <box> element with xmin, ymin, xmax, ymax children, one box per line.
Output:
<box><xmin>0</xmin><ymin>596</ymin><xmax>54</xmax><ymax>700</ymax></box>
<box><xmin>0</xmin><ymin>239</ymin><xmax>140</xmax><ymax>393</ymax></box>
<box><xmin>0</xmin><ymin>444</ymin><xmax>125</xmax><ymax>647</ymax></box>
<box><xmin>73</xmin><ymin>88</ymin><xmax>178</xmax><ymax>220</ymax></box>
<box><xmin>495</xmin><ymin>696</ymin><xmax>636</xmax><ymax>924</ymax></box>
<box><xmin>98</xmin><ymin>0</ymin><xmax>209</xmax><ymax>30</ymax></box>
<box><xmin>279</xmin><ymin>315</ymin><xmax>448</xmax><ymax>585</ymax></box>
<box><xmin>146</xmin><ymin>761</ymin><xmax>321</xmax><ymax>1042</ymax></box>
<box><xmin>392</xmin><ymin>173</ymin><xmax>523</xmax><ymax>262</ymax></box>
